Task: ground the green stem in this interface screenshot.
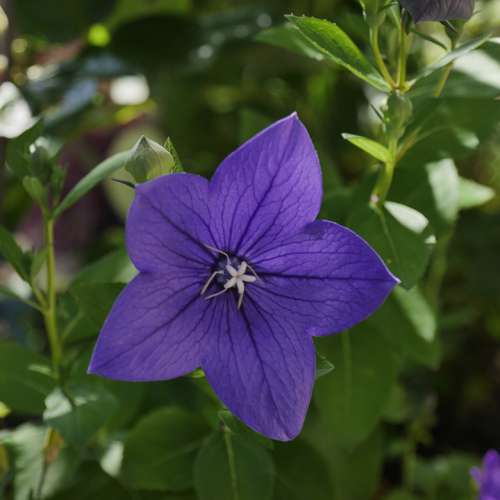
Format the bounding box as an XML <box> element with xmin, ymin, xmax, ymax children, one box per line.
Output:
<box><xmin>42</xmin><ymin>217</ymin><xmax>62</xmax><ymax>373</ymax></box>
<box><xmin>370</xmin><ymin>25</ymin><xmax>396</xmax><ymax>88</ymax></box>
<box><xmin>425</xmin><ymin>229</ymin><xmax>452</xmax><ymax>311</ymax></box>
<box><xmin>433</xmin><ymin>61</ymin><xmax>453</xmax><ymax>97</ymax></box>
<box><xmin>396</xmin><ymin>20</ymin><xmax>409</xmax><ymax>91</ymax></box>
<box><xmin>372</xmin><ymin>137</ymin><xmax>397</xmax><ymax>205</ymax></box>
<box><xmin>223</xmin><ymin>427</ymin><xmax>240</xmax><ymax>500</ymax></box>
<box><xmin>341</xmin><ymin>330</ymin><xmax>352</xmax><ymax>418</ymax></box>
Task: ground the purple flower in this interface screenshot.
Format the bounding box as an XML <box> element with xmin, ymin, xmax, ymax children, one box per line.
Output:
<box><xmin>472</xmin><ymin>450</ymin><xmax>500</xmax><ymax>500</ymax></box>
<box><xmin>88</xmin><ymin>114</ymin><xmax>398</xmax><ymax>440</ymax></box>
<box><xmin>400</xmin><ymin>0</ymin><xmax>474</xmax><ymax>22</ymax></box>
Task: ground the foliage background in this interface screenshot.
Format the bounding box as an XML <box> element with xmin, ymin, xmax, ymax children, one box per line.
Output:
<box><xmin>0</xmin><ymin>0</ymin><xmax>500</xmax><ymax>499</ymax></box>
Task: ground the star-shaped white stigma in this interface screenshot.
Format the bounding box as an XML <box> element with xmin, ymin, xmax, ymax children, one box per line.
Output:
<box><xmin>201</xmin><ymin>249</ymin><xmax>258</xmax><ymax>309</ymax></box>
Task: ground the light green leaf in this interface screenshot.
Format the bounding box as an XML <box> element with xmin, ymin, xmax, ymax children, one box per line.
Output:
<box><xmin>414</xmin><ymin>32</ymin><xmax>492</xmax><ymax>82</ymax></box>
<box><xmin>43</xmin><ymin>384</ymin><xmax>118</xmax><ymax>448</ymax></box>
<box><xmin>314</xmin><ymin>326</ymin><xmax>400</xmax><ymax>448</ymax></box>
<box><xmin>54</xmin><ymin>151</ymin><xmax>130</xmax><ymax>218</ymax></box>
<box><xmin>316</xmin><ymin>352</ymin><xmax>334</xmax><ymax>380</ymax></box>
<box><xmin>458</xmin><ymin>177</ymin><xmax>495</xmax><ymax>209</ymax></box>
<box><xmin>0</xmin><ymin>424</ymin><xmax>79</xmax><ymax>500</ymax></box>
<box><xmin>287</xmin><ymin>15</ymin><xmax>390</xmax><ymax>91</ymax></box>
<box><xmin>348</xmin><ymin>202</ymin><xmax>434</xmax><ymax>289</ymax></box>
<box><xmin>342</xmin><ymin>133</ymin><xmax>391</xmax><ymax>162</ymax></box>
<box><xmin>0</xmin><ymin>226</ymin><xmax>31</xmax><ymax>282</ymax></box>
<box><xmin>0</xmin><ymin>343</ymin><xmax>55</xmax><ymax>414</ymax></box>
<box><xmin>194</xmin><ymin>431</ymin><xmax>274</xmax><ymax>500</ymax></box>
<box><xmin>122</xmin><ymin>407</ymin><xmax>210</xmax><ymax>491</ymax></box>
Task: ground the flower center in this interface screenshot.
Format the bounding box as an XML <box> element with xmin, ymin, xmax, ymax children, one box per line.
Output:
<box><xmin>200</xmin><ymin>246</ymin><xmax>258</xmax><ymax>309</ymax></box>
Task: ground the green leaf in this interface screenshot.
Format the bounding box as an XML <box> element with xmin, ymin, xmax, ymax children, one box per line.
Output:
<box><xmin>164</xmin><ymin>137</ymin><xmax>184</xmax><ymax>171</ymax></box>
<box><xmin>348</xmin><ymin>202</ymin><xmax>435</xmax><ymax>289</ymax></box>
<box><xmin>287</xmin><ymin>15</ymin><xmax>390</xmax><ymax>91</ymax></box>
<box><xmin>122</xmin><ymin>407</ymin><xmax>210</xmax><ymax>491</ymax></box>
<box><xmin>273</xmin><ymin>440</ymin><xmax>333</xmax><ymax>500</ymax></box>
<box><xmin>315</xmin><ymin>352</ymin><xmax>334</xmax><ymax>380</ymax></box>
<box><xmin>71</xmin><ymin>248</ymin><xmax>137</xmax><ymax>287</ymax></box>
<box><xmin>458</xmin><ymin>177</ymin><xmax>495</xmax><ymax>209</ymax></box>
<box><xmin>54</xmin><ymin>151</ymin><xmax>130</xmax><ymax>218</ymax></box>
<box><xmin>218</xmin><ymin>411</ymin><xmax>274</xmax><ymax>450</ymax></box>
<box><xmin>0</xmin><ymin>226</ymin><xmax>31</xmax><ymax>282</ymax></box>
<box><xmin>125</xmin><ymin>136</ymin><xmax>176</xmax><ymax>183</ymax></box>
<box><xmin>70</xmin><ymin>283</ymin><xmax>124</xmax><ymax>331</ymax></box>
<box><xmin>414</xmin><ymin>32</ymin><xmax>492</xmax><ymax>82</ymax></box>
<box><xmin>0</xmin><ymin>424</ymin><xmax>79</xmax><ymax>500</ymax></box>
<box><xmin>382</xmin><ymin>385</ymin><xmax>410</xmax><ymax>424</ymax></box>
<box><xmin>30</xmin><ymin>248</ymin><xmax>47</xmax><ymax>282</ymax></box>
<box><xmin>255</xmin><ymin>23</ymin><xmax>326</xmax><ymax>61</ymax></box>
<box><xmin>0</xmin><ymin>343</ymin><xmax>55</xmax><ymax>414</ymax></box>
<box><xmin>390</xmin><ymin>159</ymin><xmax>459</xmax><ymax>235</ymax></box>
<box><xmin>370</xmin><ymin>286</ymin><xmax>440</xmax><ymax>368</ymax></box>
<box><xmin>314</xmin><ymin>326</ymin><xmax>400</xmax><ymax>448</ymax></box>
<box><xmin>194</xmin><ymin>431</ymin><xmax>274</xmax><ymax>500</ymax></box>
<box><xmin>342</xmin><ymin>133</ymin><xmax>391</xmax><ymax>162</ymax></box>
<box><xmin>43</xmin><ymin>384</ymin><xmax>118</xmax><ymax>448</ymax></box>
<box><xmin>330</xmin><ymin>429</ymin><xmax>383</xmax><ymax>500</ymax></box>
<box><xmin>5</xmin><ymin>119</ymin><xmax>44</xmax><ymax>178</ymax></box>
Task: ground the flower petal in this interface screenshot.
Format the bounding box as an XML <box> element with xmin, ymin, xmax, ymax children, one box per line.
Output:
<box><xmin>201</xmin><ymin>293</ymin><xmax>315</xmax><ymax>441</ymax></box>
<box><xmin>249</xmin><ymin>220</ymin><xmax>399</xmax><ymax>336</ymax></box>
<box><xmin>209</xmin><ymin>113</ymin><xmax>322</xmax><ymax>257</ymax></box>
<box><xmin>400</xmin><ymin>0</ymin><xmax>474</xmax><ymax>22</ymax></box>
<box><xmin>88</xmin><ymin>273</ymin><xmax>214</xmax><ymax>381</ymax></box>
<box><xmin>127</xmin><ymin>173</ymin><xmax>215</xmax><ymax>274</ymax></box>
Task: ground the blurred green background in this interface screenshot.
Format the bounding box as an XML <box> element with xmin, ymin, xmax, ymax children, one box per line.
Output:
<box><xmin>1</xmin><ymin>0</ymin><xmax>500</xmax><ymax>499</ymax></box>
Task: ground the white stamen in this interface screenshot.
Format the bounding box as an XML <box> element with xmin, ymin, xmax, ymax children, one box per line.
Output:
<box><xmin>200</xmin><ymin>245</ymin><xmax>259</xmax><ymax>309</ymax></box>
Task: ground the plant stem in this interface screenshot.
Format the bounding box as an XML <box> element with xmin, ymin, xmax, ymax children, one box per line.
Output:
<box><xmin>42</xmin><ymin>217</ymin><xmax>62</xmax><ymax>373</ymax></box>
<box><xmin>223</xmin><ymin>426</ymin><xmax>240</xmax><ymax>500</ymax></box>
<box><xmin>397</xmin><ymin>20</ymin><xmax>409</xmax><ymax>91</ymax></box>
<box><xmin>372</xmin><ymin>137</ymin><xmax>397</xmax><ymax>205</ymax></box>
<box><xmin>370</xmin><ymin>25</ymin><xmax>396</xmax><ymax>88</ymax></box>
<box><xmin>433</xmin><ymin>61</ymin><xmax>453</xmax><ymax>97</ymax></box>
<box><xmin>341</xmin><ymin>329</ymin><xmax>352</xmax><ymax>418</ymax></box>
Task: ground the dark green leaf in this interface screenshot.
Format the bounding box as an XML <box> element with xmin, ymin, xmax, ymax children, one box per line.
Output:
<box><xmin>122</xmin><ymin>407</ymin><xmax>210</xmax><ymax>491</ymax></box>
<box><xmin>0</xmin><ymin>226</ymin><xmax>31</xmax><ymax>282</ymax></box>
<box><xmin>194</xmin><ymin>431</ymin><xmax>274</xmax><ymax>500</ymax></box>
<box><xmin>314</xmin><ymin>326</ymin><xmax>400</xmax><ymax>448</ymax></box>
<box><xmin>70</xmin><ymin>283</ymin><xmax>124</xmax><ymax>331</ymax></box>
<box><xmin>255</xmin><ymin>23</ymin><xmax>326</xmax><ymax>61</ymax></box>
<box><xmin>370</xmin><ymin>286</ymin><xmax>440</xmax><ymax>368</ymax></box>
<box><xmin>71</xmin><ymin>249</ymin><xmax>136</xmax><ymax>288</ymax></box>
<box><xmin>43</xmin><ymin>384</ymin><xmax>118</xmax><ymax>448</ymax></box>
<box><xmin>0</xmin><ymin>343</ymin><xmax>55</xmax><ymax>414</ymax></box>
<box><xmin>348</xmin><ymin>202</ymin><xmax>435</xmax><ymax>289</ymax></box>
<box><xmin>273</xmin><ymin>440</ymin><xmax>333</xmax><ymax>500</ymax></box>
<box><xmin>5</xmin><ymin>119</ymin><xmax>43</xmax><ymax>178</ymax></box>
<box><xmin>287</xmin><ymin>15</ymin><xmax>390</xmax><ymax>91</ymax></box>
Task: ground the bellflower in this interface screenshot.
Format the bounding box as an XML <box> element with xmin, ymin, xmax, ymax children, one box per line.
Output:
<box><xmin>400</xmin><ymin>0</ymin><xmax>474</xmax><ymax>22</ymax></box>
<box><xmin>89</xmin><ymin>114</ymin><xmax>398</xmax><ymax>440</ymax></box>
<box><xmin>471</xmin><ymin>450</ymin><xmax>500</xmax><ymax>500</ymax></box>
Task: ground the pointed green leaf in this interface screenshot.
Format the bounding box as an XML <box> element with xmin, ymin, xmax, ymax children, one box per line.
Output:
<box><xmin>458</xmin><ymin>177</ymin><xmax>495</xmax><ymax>209</ymax></box>
<box><xmin>0</xmin><ymin>226</ymin><xmax>31</xmax><ymax>282</ymax></box>
<box><xmin>54</xmin><ymin>151</ymin><xmax>130</xmax><ymax>217</ymax></box>
<box><xmin>342</xmin><ymin>133</ymin><xmax>391</xmax><ymax>162</ymax></box>
<box><xmin>287</xmin><ymin>15</ymin><xmax>390</xmax><ymax>91</ymax></box>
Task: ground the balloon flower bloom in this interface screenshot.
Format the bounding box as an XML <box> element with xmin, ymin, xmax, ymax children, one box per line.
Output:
<box><xmin>400</xmin><ymin>0</ymin><xmax>474</xmax><ymax>22</ymax></box>
<box><xmin>472</xmin><ymin>450</ymin><xmax>500</xmax><ymax>500</ymax></box>
<box><xmin>89</xmin><ymin>114</ymin><xmax>398</xmax><ymax>440</ymax></box>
